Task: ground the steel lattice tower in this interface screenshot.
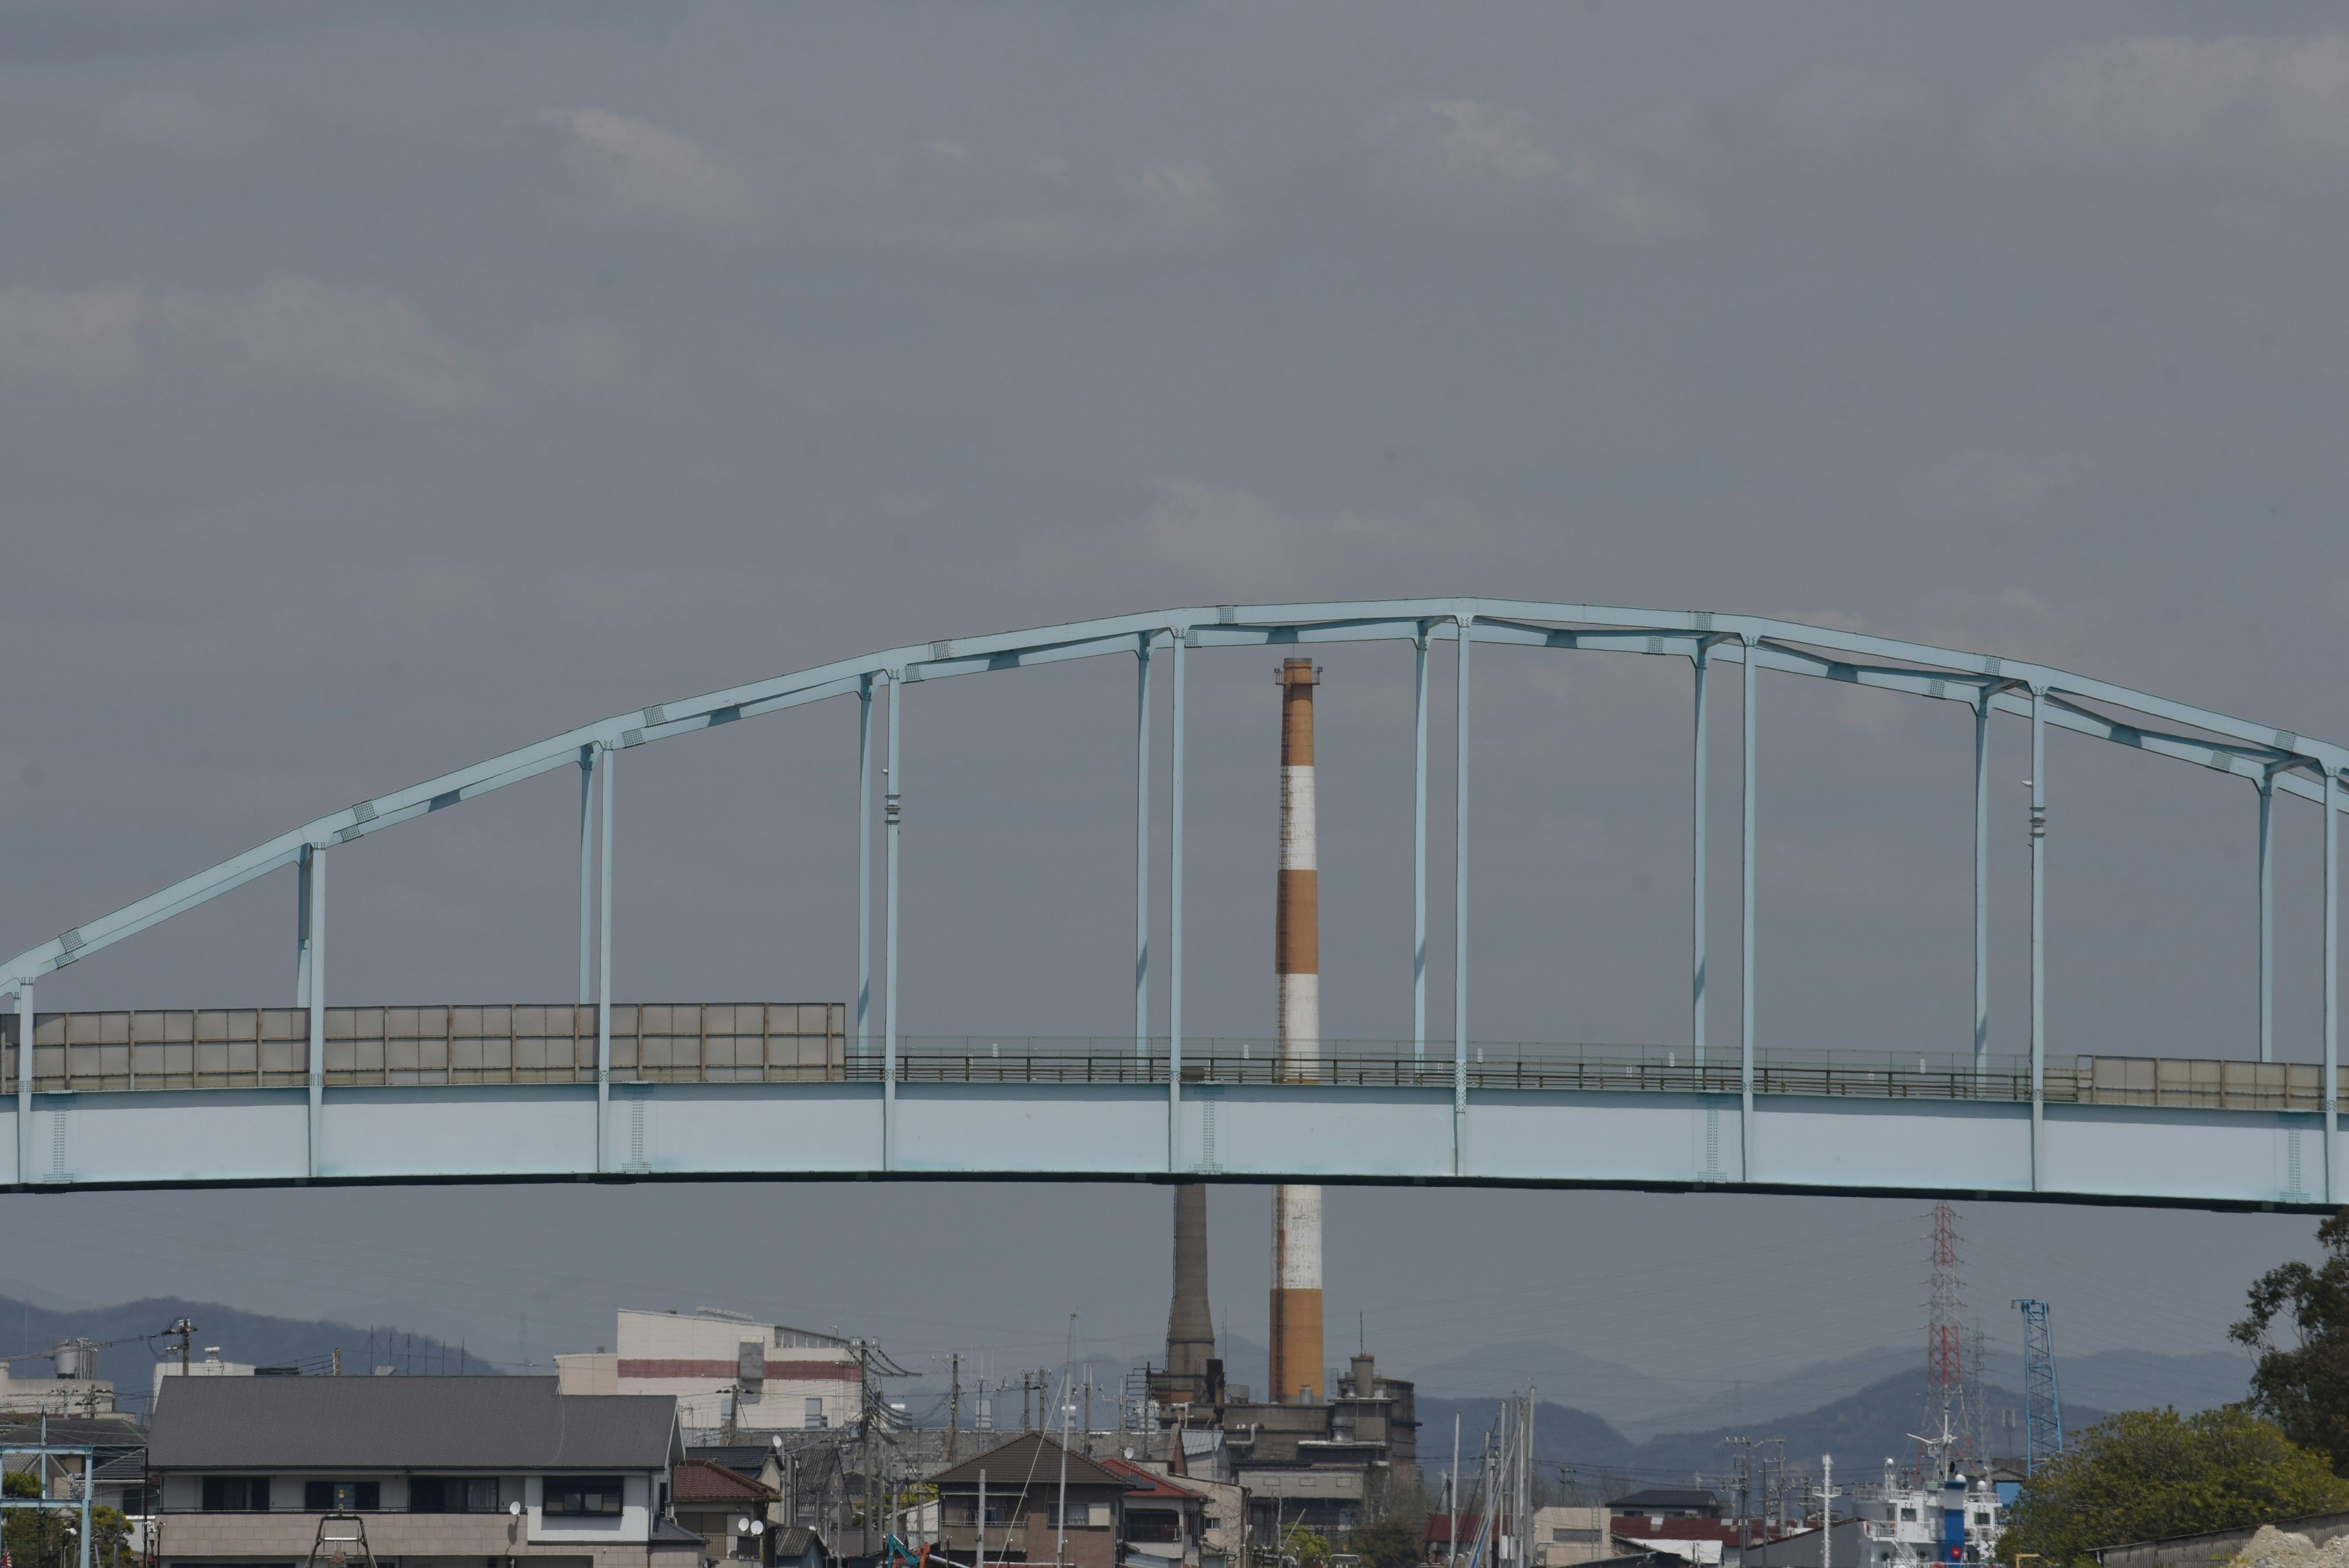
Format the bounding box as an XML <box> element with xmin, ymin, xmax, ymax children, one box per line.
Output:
<box><xmin>1923</xmin><ymin>1201</ymin><xmax>1973</xmax><ymax>1466</ymax></box>
<box><xmin>2013</xmin><ymin>1298</ymin><xmax>2063</xmax><ymax>1477</ymax></box>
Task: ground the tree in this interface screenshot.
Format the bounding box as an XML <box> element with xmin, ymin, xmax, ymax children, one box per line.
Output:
<box><xmin>1277</xmin><ymin>1524</ymin><xmax>1333</xmax><ymax>1567</ymax></box>
<box><xmin>2</xmin><ymin>1474</ymin><xmax>131</xmax><ymax>1568</ymax></box>
<box><xmin>1351</xmin><ymin>1519</ymin><xmax>1421</xmax><ymax>1568</ymax></box>
<box><xmin>2233</xmin><ymin>1208</ymin><xmax>2349</xmax><ymax>1474</ymax></box>
<box><xmin>2000</xmin><ymin>1407</ymin><xmax>2349</xmax><ymax>1567</ymax></box>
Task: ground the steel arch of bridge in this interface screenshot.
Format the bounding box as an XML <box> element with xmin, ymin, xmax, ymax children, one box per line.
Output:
<box><xmin>6</xmin><ymin>599</ymin><xmax>2345</xmax><ymax>1204</ymax></box>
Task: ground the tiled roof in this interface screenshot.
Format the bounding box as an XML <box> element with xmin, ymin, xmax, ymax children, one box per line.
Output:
<box><xmin>1609</xmin><ymin>1490</ymin><xmax>1720</xmax><ymax>1514</ymax></box>
<box><xmin>150</xmin><ymin>1375</ymin><xmax>679</xmax><ymax>1471</ymax></box>
<box><xmin>0</xmin><ymin>1416</ymin><xmax>146</xmax><ymax>1454</ymax></box>
<box><xmin>675</xmin><ymin>1458</ymin><xmax>777</xmax><ymax>1503</ymax></box>
<box><xmin>932</xmin><ymin>1434</ymin><xmax>1129</xmax><ymax>1492</ymax></box>
<box><xmin>1612</xmin><ymin>1520</ymin><xmax>1745</xmax><ymax>1544</ymax></box>
<box><xmin>1096</xmin><ymin>1457</ymin><xmax>1199</xmax><ymax>1501</ymax></box>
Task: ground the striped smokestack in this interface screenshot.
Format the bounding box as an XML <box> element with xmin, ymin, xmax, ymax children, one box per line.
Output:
<box><xmin>1270</xmin><ymin>656</ymin><xmax>1324</xmax><ymax>1407</ymax></box>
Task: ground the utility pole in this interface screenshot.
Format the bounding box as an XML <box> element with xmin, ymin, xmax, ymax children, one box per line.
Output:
<box><xmin>164</xmin><ymin>1317</ymin><xmax>195</xmax><ymax>1377</ymax></box>
<box><xmin>1449</xmin><ymin>1413</ymin><xmax>1461</xmax><ymax>1568</ymax></box>
<box><xmin>948</xmin><ymin>1354</ymin><xmax>962</xmax><ymax>1465</ymax></box>
<box><xmin>1821</xmin><ymin>1455</ymin><xmax>1837</xmax><ymax>1568</ymax></box>
<box><xmin>1055</xmin><ymin>1369</ymin><xmax>1072</xmax><ymax>1568</ymax></box>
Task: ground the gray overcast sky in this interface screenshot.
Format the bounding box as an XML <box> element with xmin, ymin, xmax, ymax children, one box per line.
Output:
<box><xmin>2</xmin><ymin>2</ymin><xmax>2345</xmax><ymax>1414</ymax></box>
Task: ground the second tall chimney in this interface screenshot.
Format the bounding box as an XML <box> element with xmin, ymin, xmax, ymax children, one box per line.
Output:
<box><xmin>1270</xmin><ymin>658</ymin><xmax>1326</xmax><ymax>1406</ymax></box>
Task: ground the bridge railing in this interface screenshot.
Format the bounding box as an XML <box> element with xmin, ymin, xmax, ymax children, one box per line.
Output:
<box><xmin>0</xmin><ymin>1011</ymin><xmax>2334</xmax><ymax>1110</ymax></box>
<box><xmin>0</xmin><ymin>1004</ymin><xmax>847</xmax><ymax>1091</ymax></box>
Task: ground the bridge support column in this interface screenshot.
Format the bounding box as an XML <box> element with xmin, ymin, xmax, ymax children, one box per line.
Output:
<box><xmin>1135</xmin><ymin>635</ymin><xmax>1152</xmax><ymax>1061</ymax></box>
<box><xmin>858</xmin><ymin>676</ymin><xmax>875</xmax><ymax>1058</ymax></box>
<box><xmin>1691</xmin><ymin>642</ymin><xmax>1709</xmax><ymax>1066</ymax></box>
<box><xmin>303</xmin><ymin>845</ymin><xmax>325</xmax><ymax>1179</ymax></box>
<box><xmin>577</xmin><ymin>746</ymin><xmax>595</xmax><ymax>1006</ymax></box>
<box><xmin>2327</xmin><ymin>766</ymin><xmax>2339</xmax><ymax>1202</ymax></box>
<box><xmin>14</xmin><ymin>979</ymin><xmax>31</xmax><ymax>1186</ymax></box>
<box><xmin>1974</xmin><ymin>693</ymin><xmax>1990</xmax><ymax>1080</ymax></box>
<box><xmin>596</xmin><ymin>741</ymin><xmax>615</xmax><ymax>1173</ymax></box>
<box><xmin>1413</xmin><ymin>622</ymin><xmax>1429</xmax><ymax>1067</ymax></box>
<box><xmin>884</xmin><ymin>674</ymin><xmax>902</xmax><ymax>1170</ymax></box>
<box><xmin>1453</xmin><ymin>611</ymin><xmax>1472</xmax><ymax>1176</ymax></box>
<box><xmin>2030</xmin><ymin>685</ymin><xmax>2047</xmax><ymax>1191</ymax></box>
<box><xmin>2260</xmin><ymin>773</ymin><xmax>2276</xmax><ymax>1064</ymax></box>
<box><xmin>1740</xmin><ymin>634</ymin><xmax>1756</xmax><ymax>1181</ymax></box>
<box><xmin>1168</xmin><ymin>632</ymin><xmax>1187</xmax><ymax>1173</ymax></box>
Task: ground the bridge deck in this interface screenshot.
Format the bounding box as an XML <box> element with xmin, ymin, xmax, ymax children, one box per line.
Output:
<box><xmin>1</xmin><ymin>1005</ymin><xmax>2334</xmax><ymax>1111</ymax></box>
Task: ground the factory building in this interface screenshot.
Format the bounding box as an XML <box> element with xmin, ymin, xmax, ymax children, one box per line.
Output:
<box><xmin>556</xmin><ymin>1308</ymin><xmax>864</xmax><ymax>1441</ymax></box>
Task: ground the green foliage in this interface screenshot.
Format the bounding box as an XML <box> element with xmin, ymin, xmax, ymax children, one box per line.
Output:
<box><xmin>1351</xmin><ymin>1519</ymin><xmax>1421</xmax><ymax>1568</ymax></box>
<box><xmin>2000</xmin><ymin>1406</ymin><xmax>2349</xmax><ymax>1567</ymax></box>
<box><xmin>2233</xmin><ymin>1208</ymin><xmax>2349</xmax><ymax>1474</ymax></box>
<box><xmin>1278</xmin><ymin>1524</ymin><xmax>1334</xmax><ymax>1567</ymax></box>
<box><xmin>0</xmin><ymin>1476</ymin><xmax>131</xmax><ymax>1568</ymax></box>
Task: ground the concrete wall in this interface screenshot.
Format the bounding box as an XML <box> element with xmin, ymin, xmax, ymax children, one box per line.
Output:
<box><xmin>2091</xmin><ymin>1512</ymin><xmax>2349</xmax><ymax>1568</ymax></box>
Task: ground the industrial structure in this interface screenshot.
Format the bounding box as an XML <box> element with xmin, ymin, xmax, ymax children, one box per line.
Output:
<box><xmin>4</xmin><ymin>600</ymin><xmax>2347</xmax><ymax>1209</ymax></box>
<box><xmin>2014</xmin><ymin>1299</ymin><xmax>2063</xmax><ymax>1478</ymax></box>
<box><xmin>555</xmin><ymin>1307</ymin><xmax>866</xmax><ymax>1441</ymax></box>
<box><xmin>1272</xmin><ymin>658</ymin><xmax>1325</xmax><ymax>1410</ymax></box>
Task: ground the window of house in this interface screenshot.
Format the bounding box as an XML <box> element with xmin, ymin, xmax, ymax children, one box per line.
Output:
<box><xmin>409</xmin><ymin>1477</ymin><xmax>499</xmax><ymax>1514</ymax></box>
<box><xmin>302</xmin><ymin>1481</ymin><xmax>380</xmax><ymax>1512</ymax></box>
<box><xmin>1126</xmin><ymin>1510</ymin><xmax>1181</xmax><ymax>1544</ymax></box>
<box><xmin>202</xmin><ymin>1478</ymin><xmax>272</xmax><ymax>1512</ymax></box>
<box><xmin>1053</xmin><ymin>1503</ymin><xmax>1108</xmax><ymax>1528</ymax></box>
<box><xmin>543</xmin><ymin>1477</ymin><xmax>626</xmax><ymax>1517</ymax></box>
<box><xmin>735</xmin><ymin>1534</ymin><xmax>762</xmax><ymax>1559</ymax></box>
<box><xmin>804</xmin><ymin>1399</ymin><xmax>826</xmax><ymax>1430</ymax></box>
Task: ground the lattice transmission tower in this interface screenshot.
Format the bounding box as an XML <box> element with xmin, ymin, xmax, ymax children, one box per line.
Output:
<box><xmin>2013</xmin><ymin>1298</ymin><xmax>2063</xmax><ymax>1477</ymax></box>
<box><xmin>1921</xmin><ymin>1200</ymin><xmax>1974</xmax><ymax>1468</ymax></box>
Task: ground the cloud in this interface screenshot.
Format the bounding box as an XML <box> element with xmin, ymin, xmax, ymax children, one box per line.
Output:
<box><xmin>1133</xmin><ymin>162</ymin><xmax>1224</xmax><ymax>236</ymax></box>
<box><xmin>1134</xmin><ymin>480</ymin><xmax>1417</xmax><ymax>596</ymax></box>
<box><xmin>160</xmin><ymin>275</ymin><xmax>497</xmax><ymax>414</ymax></box>
<box><xmin>1909</xmin><ymin>585</ymin><xmax>2109</xmax><ymax>669</ymax></box>
<box><xmin>541</xmin><ymin>108</ymin><xmax>757</xmax><ymax>228</ymax></box>
<box><xmin>0</xmin><ymin>284</ymin><xmax>144</xmax><ymax>387</ymax></box>
<box><xmin>1899</xmin><ymin>450</ymin><xmax>2090</xmax><ymax>526</ymax></box>
<box><xmin>1354</xmin><ymin>97</ymin><xmax>1697</xmax><ymax>243</ymax></box>
<box><xmin>1988</xmin><ymin>34</ymin><xmax>2349</xmax><ymax>166</ymax></box>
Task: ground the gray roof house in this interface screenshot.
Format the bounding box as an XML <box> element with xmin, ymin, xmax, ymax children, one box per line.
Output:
<box><xmin>146</xmin><ymin>1375</ymin><xmax>700</xmax><ymax>1568</ymax></box>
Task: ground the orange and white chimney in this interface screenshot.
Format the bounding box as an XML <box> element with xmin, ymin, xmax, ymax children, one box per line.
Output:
<box><xmin>1270</xmin><ymin>658</ymin><xmax>1325</xmax><ymax>1406</ymax></box>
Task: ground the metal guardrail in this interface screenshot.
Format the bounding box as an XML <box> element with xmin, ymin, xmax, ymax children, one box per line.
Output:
<box><xmin>0</xmin><ymin>1011</ymin><xmax>2334</xmax><ymax>1111</ymax></box>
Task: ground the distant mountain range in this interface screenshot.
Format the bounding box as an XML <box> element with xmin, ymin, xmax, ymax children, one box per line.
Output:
<box><xmin>1389</xmin><ymin>1339</ymin><xmax>2249</xmax><ymax>1436</ymax></box>
<box><xmin>0</xmin><ymin>1293</ymin><xmax>493</xmax><ymax>1415</ymax></box>
<box><xmin>1417</xmin><ymin>1372</ymin><xmax>2116</xmax><ymax>1490</ymax></box>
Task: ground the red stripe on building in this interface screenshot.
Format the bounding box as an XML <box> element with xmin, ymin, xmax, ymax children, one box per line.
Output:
<box><xmin>618</xmin><ymin>1359</ymin><xmax>861</xmax><ymax>1381</ymax></box>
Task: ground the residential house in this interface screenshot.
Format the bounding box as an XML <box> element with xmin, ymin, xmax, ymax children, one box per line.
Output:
<box><xmin>1099</xmin><ymin>1457</ymin><xmax>1208</xmax><ymax>1568</ymax></box>
<box><xmin>934</xmin><ymin>1435</ymin><xmax>1131</xmax><ymax>1568</ymax></box>
<box><xmin>558</xmin><ymin>1309</ymin><xmax>864</xmax><ymax>1441</ymax></box>
<box><xmin>1531</xmin><ymin>1507</ymin><xmax>1610</xmax><ymax>1568</ymax></box>
<box><xmin>675</xmin><ymin>1457</ymin><xmax>781</xmax><ymax>1565</ymax></box>
<box><xmin>146</xmin><ymin>1374</ymin><xmax>698</xmax><ymax>1568</ymax></box>
<box><xmin>1424</xmin><ymin>1514</ymin><xmax>1485</xmax><ymax>1564</ymax></box>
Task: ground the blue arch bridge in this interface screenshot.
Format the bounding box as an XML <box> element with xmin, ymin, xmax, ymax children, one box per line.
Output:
<box><xmin>5</xmin><ymin>600</ymin><xmax>2345</xmax><ymax>1210</ymax></box>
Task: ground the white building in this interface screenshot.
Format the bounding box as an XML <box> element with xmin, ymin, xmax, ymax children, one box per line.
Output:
<box><xmin>557</xmin><ymin>1309</ymin><xmax>863</xmax><ymax>1441</ymax></box>
<box><xmin>151</xmin><ymin>1347</ymin><xmax>255</xmax><ymax>1403</ymax></box>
